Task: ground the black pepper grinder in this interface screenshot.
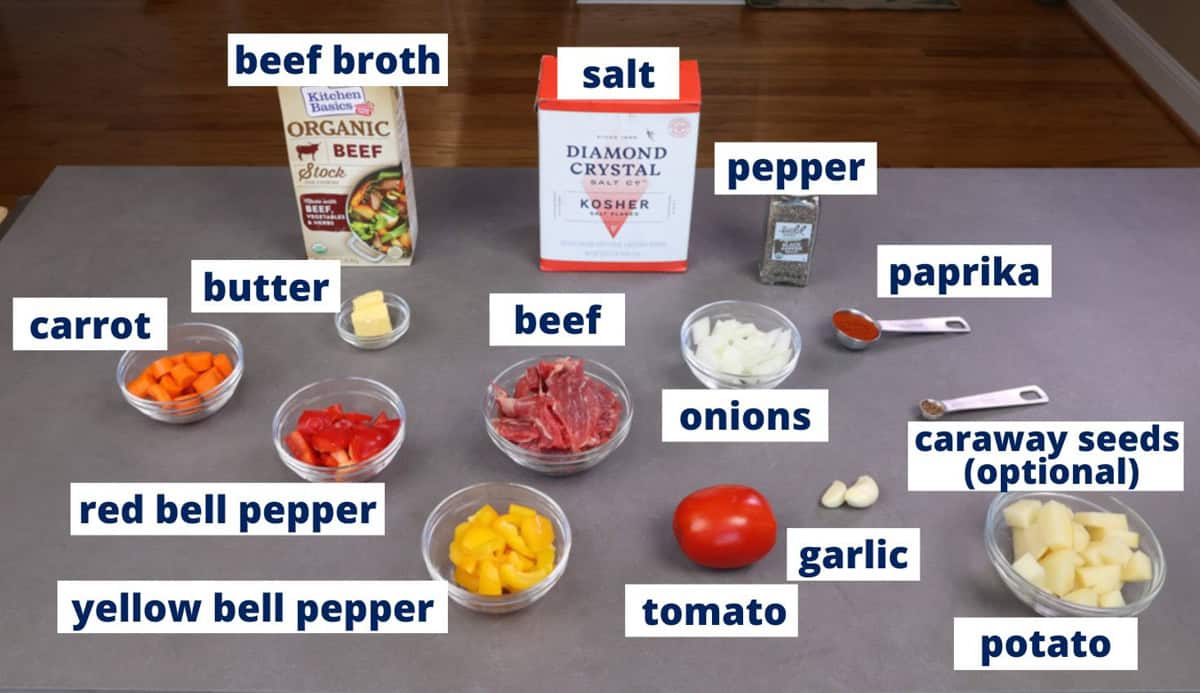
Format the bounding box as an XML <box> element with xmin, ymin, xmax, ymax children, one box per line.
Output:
<box><xmin>758</xmin><ymin>196</ymin><xmax>820</xmax><ymax>286</ymax></box>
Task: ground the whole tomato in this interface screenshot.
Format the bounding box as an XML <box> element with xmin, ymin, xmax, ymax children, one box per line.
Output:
<box><xmin>672</xmin><ymin>485</ymin><xmax>777</xmax><ymax>569</ymax></box>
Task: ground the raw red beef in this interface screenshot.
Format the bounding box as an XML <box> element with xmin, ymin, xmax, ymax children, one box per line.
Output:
<box><xmin>490</xmin><ymin>357</ymin><xmax>622</xmax><ymax>453</ymax></box>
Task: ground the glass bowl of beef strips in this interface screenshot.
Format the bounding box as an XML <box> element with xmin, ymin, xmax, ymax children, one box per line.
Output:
<box><xmin>483</xmin><ymin>356</ymin><xmax>632</xmax><ymax>476</ymax></box>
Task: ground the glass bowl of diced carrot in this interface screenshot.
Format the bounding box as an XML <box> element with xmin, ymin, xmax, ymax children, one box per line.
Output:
<box><xmin>116</xmin><ymin>322</ymin><xmax>244</xmax><ymax>424</ymax></box>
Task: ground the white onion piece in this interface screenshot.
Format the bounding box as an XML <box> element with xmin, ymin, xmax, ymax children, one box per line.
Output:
<box><xmin>691</xmin><ymin>318</ymin><xmax>792</xmax><ymax>379</ymax></box>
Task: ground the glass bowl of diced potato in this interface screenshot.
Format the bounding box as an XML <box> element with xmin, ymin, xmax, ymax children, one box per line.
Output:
<box><xmin>985</xmin><ymin>491</ymin><xmax>1165</xmax><ymax>617</ymax></box>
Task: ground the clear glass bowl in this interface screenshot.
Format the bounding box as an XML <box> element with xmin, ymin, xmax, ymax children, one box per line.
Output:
<box><xmin>272</xmin><ymin>377</ymin><xmax>406</xmax><ymax>482</ymax></box>
<box><xmin>334</xmin><ymin>292</ymin><xmax>411</xmax><ymax>350</ymax></box>
<box><xmin>116</xmin><ymin>322</ymin><xmax>244</xmax><ymax>424</ymax></box>
<box><xmin>680</xmin><ymin>300</ymin><xmax>801</xmax><ymax>389</ymax></box>
<box><xmin>422</xmin><ymin>482</ymin><xmax>571</xmax><ymax>614</ymax></box>
<box><xmin>985</xmin><ymin>491</ymin><xmax>1165</xmax><ymax>617</ymax></box>
<box><xmin>482</xmin><ymin>356</ymin><xmax>632</xmax><ymax>476</ymax></box>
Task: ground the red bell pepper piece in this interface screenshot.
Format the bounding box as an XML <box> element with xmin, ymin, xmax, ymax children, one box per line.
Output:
<box><xmin>285</xmin><ymin>430</ymin><xmax>317</xmax><ymax>466</ymax></box>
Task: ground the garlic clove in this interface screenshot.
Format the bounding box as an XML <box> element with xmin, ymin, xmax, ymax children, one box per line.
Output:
<box><xmin>844</xmin><ymin>475</ymin><xmax>879</xmax><ymax>509</ymax></box>
<box><xmin>820</xmin><ymin>480</ymin><xmax>847</xmax><ymax>508</ymax></box>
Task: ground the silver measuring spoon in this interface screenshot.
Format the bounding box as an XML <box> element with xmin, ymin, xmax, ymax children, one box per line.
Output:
<box><xmin>833</xmin><ymin>308</ymin><xmax>971</xmax><ymax>350</ymax></box>
<box><xmin>919</xmin><ymin>385</ymin><xmax>1049</xmax><ymax>420</ymax></box>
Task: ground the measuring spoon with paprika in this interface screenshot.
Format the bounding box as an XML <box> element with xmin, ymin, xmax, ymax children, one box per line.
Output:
<box><xmin>832</xmin><ymin>308</ymin><xmax>971</xmax><ymax>350</ymax></box>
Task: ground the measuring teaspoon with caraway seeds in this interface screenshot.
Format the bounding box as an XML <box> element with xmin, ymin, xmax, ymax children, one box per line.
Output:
<box><xmin>919</xmin><ymin>385</ymin><xmax>1050</xmax><ymax>420</ymax></box>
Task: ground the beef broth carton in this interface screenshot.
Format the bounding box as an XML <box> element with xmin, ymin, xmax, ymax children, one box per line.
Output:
<box><xmin>278</xmin><ymin>86</ymin><xmax>418</xmax><ymax>265</ymax></box>
<box><xmin>535</xmin><ymin>55</ymin><xmax>701</xmax><ymax>272</ymax></box>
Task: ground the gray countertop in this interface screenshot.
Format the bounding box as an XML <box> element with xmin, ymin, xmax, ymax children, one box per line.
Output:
<box><xmin>1</xmin><ymin>166</ymin><xmax>1198</xmax><ymax>692</ymax></box>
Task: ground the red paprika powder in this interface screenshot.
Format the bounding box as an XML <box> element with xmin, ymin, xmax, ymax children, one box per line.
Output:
<box><xmin>832</xmin><ymin>310</ymin><xmax>881</xmax><ymax>341</ymax></box>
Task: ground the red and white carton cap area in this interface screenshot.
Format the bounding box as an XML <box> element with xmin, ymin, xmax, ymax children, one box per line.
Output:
<box><xmin>535</xmin><ymin>55</ymin><xmax>702</xmax><ymax>273</ymax></box>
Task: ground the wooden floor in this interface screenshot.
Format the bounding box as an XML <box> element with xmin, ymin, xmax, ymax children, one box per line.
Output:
<box><xmin>1</xmin><ymin>0</ymin><xmax>1197</xmax><ymax>208</ymax></box>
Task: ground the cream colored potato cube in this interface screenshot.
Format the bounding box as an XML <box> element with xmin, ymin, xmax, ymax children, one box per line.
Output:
<box><xmin>1039</xmin><ymin>549</ymin><xmax>1081</xmax><ymax>597</ymax></box>
<box><xmin>1002</xmin><ymin>499</ymin><xmax>1043</xmax><ymax>529</ymax></box>
<box><xmin>1121</xmin><ymin>550</ymin><xmax>1153</xmax><ymax>582</ymax></box>
<box><xmin>1077</xmin><ymin>564</ymin><xmax>1122</xmax><ymax>594</ymax></box>
<box><xmin>1097</xmin><ymin>538</ymin><xmax>1134</xmax><ymax>566</ymax></box>
<box><xmin>1089</xmin><ymin>527</ymin><xmax>1139</xmax><ymax>549</ymax></box>
<box><xmin>1038</xmin><ymin>501</ymin><xmax>1075</xmax><ymax>551</ymax></box>
<box><xmin>1099</xmin><ymin>590</ymin><xmax>1126</xmax><ymax>608</ymax></box>
<box><xmin>1074</xmin><ymin>512</ymin><xmax>1128</xmax><ymax>531</ymax></box>
<box><xmin>1013</xmin><ymin>526</ymin><xmax>1048</xmax><ymax>561</ymax></box>
<box><xmin>1081</xmin><ymin>542</ymin><xmax>1106</xmax><ymax>566</ymax></box>
<box><xmin>1063</xmin><ymin>588</ymin><xmax>1100</xmax><ymax>607</ymax></box>
<box><xmin>1012</xmin><ymin>553</ymin><xmax>1046</xmax><ymax>589</ymax></box>
<box><xmin>1072</xmin><ymin>523</ymin><xmax>1091</xmax><ymax>551</ymax></box>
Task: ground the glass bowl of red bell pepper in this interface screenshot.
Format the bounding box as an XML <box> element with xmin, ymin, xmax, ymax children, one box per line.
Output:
<box><xmin>272</xmin><ymin>377</ymin><xmax>405</xmax><ymax>482</ymax></box>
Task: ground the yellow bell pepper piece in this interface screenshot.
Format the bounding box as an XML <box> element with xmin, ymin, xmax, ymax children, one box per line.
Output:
<box><xmin>520</xmin><ymin>514</ymin><xmax>555</xmax><ymax>553</ymax></box>
<box><xmin>454</xmin><ymin>567</ymin><xmax>480</xmax><ymax>592</ymax></box>
<box><xmin>499</xmin><ymin>563</ymin><xmax>551</xmax><ymax>592</ymax></box>
<box><xmin>535</xmin><ymin>547</ymin><xmax>555</xmax><ymax>570</ymax></box>
<box><xmin>468</xmin><ymin>504</ymin><xmax>499</xmax><ymax>527</ymax></box>
<box><xmin>453</xmin><ymin>521</ymin><xmax>470</xmax><ymax>542</ymax></box>
<box><xmin>449</xmin><ymin>540</ymin><xmax>478</xmax><ymax>574</ymax></box>
<box><xmin>502</xmin><ymin>550</ymin><xmax>535</xmax><ymax>571</ymax></box>
<box><xmin>492</xmin><ymin>518</ymin><xmax>534</xmax><ymax>558</ymax></box>
<box><xmin>460</xmin><ymin>526</ymin><xmax>505</xmax><ymax>558</ymax></box>
<box><xmin>477</xmin><ymin>559</ymin><xmax>503</xmax><ymax>596</ymax></box>
<box><xmin>508</xmin><ymin>503</ymin><xmax>537</xmax><ymax>519</ymax></box>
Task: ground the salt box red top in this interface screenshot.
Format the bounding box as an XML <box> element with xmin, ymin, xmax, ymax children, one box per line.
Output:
<box><xmin>536</xmin><ymin>55</ymin><xmax>702</xmax><ymax>112</ymax></box>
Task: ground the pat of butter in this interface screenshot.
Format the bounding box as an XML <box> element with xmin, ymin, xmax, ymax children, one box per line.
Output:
<box><xmin>352</xmin><ymin>290</ymin><xmax>385</xmax><ymax>312</ymax></box>
<box><xmin>351</xmin><ymin>302</ymin><xmax>393</xmax><ymax>338</ymax></box>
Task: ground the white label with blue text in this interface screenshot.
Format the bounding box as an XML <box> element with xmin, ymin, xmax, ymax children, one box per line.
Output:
<box><xmin>771</xmin><ymin>222</ymin><xmax>812</xmax><ymax>261</ymax></box>
<box><xmin>954</xmin><ymin>617</ymin><xmax>1137</xmax><ymax>670</ymax></box>
<box><xmin>489</xmin><ymin>293</ymin><xmax>625</xmax><ymax>346</ymax></box>
<box><xmin>878</xmin><ymin>244</ymin><xmax>1052</xmax><ymax>298</ymax></box>
<box><xmin>557</xmin><ymin>47</ymin><xmax>680</xmax><ymax>100</ymax></box>
<box><xmin>713</xmin><ymin>142</ymin><xmax>877</xmax><ymax>195</ymax></box>
<box><xmin>625</xmin><ymin>584</ymin><xmax>798</xmax><ymax>638</ymax></box>
<box><xmin>191</xmin><ymin>259</ymin><xmax>340</xmax><ymax>313</ymax></box>
<box><xmin>59</xmin><ymin>580</ymin><xmax>447</xmax><ymax>634</ymax></box>
<box><xmin>12</xmin><ymin>297</ymin><xmax>167</xmax><ymax>351</ymax></box>
<box><xmin>787</xmin><ymin>528</ymin><xmax>921</xmax><ymax>581</ymax></box>
<box><xmin>227</xmin><ymin>34</ymin><xmax>448</xmax><ymax>87</ymax></box>
<box><xmin>661</xmin><ymin>389</ymin><xmax>828</xmax><ymax>443</ymax></box>
<box><xmin>908</xmin><ymin>421</ymin><xmax>1184</xmax><ymax>492</ymax></box>
<box><xmin>70</xmin><ymin>483</ymin><xmax>385</xmax><ymax>536</ymax></box>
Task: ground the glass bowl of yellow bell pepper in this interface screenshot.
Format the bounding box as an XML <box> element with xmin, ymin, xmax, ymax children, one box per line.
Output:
<box><xmin>422</xmin><ymin>482</ymin><xmax>572</xmax><ymax>614</ymax></box>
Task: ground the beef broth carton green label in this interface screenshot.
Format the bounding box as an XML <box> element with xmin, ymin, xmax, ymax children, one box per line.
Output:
<box><xmin>278</xmin><ymin>86</ymin><xmax>418</xmax><ymax>266</ymax></box>
<box><xmin>535</xmin><ymin>56</ymin><xmax>701</xmax><ymax>272</ymax></box>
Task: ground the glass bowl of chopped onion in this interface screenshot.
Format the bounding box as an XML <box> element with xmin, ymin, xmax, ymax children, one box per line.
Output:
<box><xmin>680</xmin><ymin>300</ymin><xmax>801</xmax><ymax>389</ymax></box>
<box><xmin>482</xmin><ymin>355</ymin><xmax>633</xmax><ymax>476</ymax></box>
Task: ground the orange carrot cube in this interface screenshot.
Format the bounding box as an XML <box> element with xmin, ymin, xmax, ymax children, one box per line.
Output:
<box><xmin>149</xmin><ymin>357</ymin><xmax>175</xmax><ymax>379</ymax></box>
<box><xmin>192</xmin><ymin>368</ymin><xmax>224</xmax><ymax>395</ymax></box>
<box><xmin>147</xmin><ymin>383</ymin><xmax>172</xmax><ymax>402</ymax></box>
<box><xmin>213</xmin><ymin>353</ymin><xmax>234</xmax><ymax>378</ymax></box>
<box><xmin>185</xmin><ymin>351</ymin><xmax>213</xmax><ymax>372</ymax></box>
<box><xmin>127</xmin><ymin>374</ymin><xmax>154</xmax><ymax>398</ymax></box>
<box><xmin>158</xmin><ymin>374</ymin><xmax>183</xmax><ymax>398</ymax></box>
<box><xmin>169</xmin><ymin>362</ymin><xmax>198</xmax><ymax>390</ymax></box>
